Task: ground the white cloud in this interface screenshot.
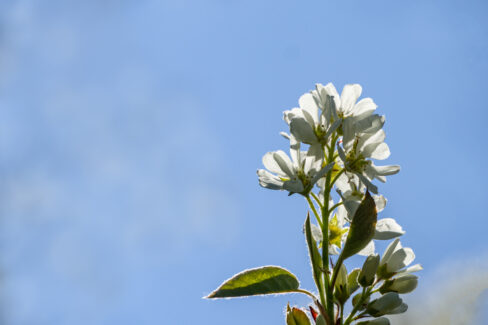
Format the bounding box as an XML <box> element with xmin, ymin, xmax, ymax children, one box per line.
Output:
<box><xmin>390</xmin><ymin>253</ymin><xmax>488</xmax><ymax>325</ymax></box>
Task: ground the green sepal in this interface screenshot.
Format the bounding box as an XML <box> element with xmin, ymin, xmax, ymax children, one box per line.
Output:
<box><xmin>206</xmin><ymin>266</ymin><xmax>300</xmax><ymax>298</ymax></box>
<box><xmin>334</xmin><ymin>263</ymin><xmax>349</xmax><ymax>304</ymax></box>
<box><xmin>286</xmin><ymin>304</ymin><xmax>312</xmax><ymax>325</ymax></box>
<box><xmin>352</xmin><ymin>292</ymin><xmax>370</xmax><ymax>310</ymax></box>
<box><xmin>341</xmin><ymin>191</ymin><xmax>377</xmax><ymax>259</ymax></box>
<box><xmin>347</xmin><ymin>268</ymin><xmax>361</xmax><ymax>295</ymax></box>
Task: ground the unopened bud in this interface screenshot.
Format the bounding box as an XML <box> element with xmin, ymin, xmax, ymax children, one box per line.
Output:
<box><xmin>359</xmin><ymin>254</ymin><xmax>380</xmax><ymax>287</ymax></box>
<box><xmin>379</xmin><ymin>274</ymin><xmax>418</xmax><ymax>294</ymax></box>
<box><xmin>356</xmin><ymin>317</ymin><xmax>390</xmax><ymax>325</ymax></box>
<box><xmin>367</xmin><ymin>292</ymin><xmax>403</xmax><ymax>317</ymax></box>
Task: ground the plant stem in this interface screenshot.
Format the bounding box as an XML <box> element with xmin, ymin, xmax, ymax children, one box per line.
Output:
<box><xmin>328</xmin><ymin>201</ymin><xmax>344</xmax><ymax>215</ymax></box>
<box><xmin>343</xmin><ymin>287</ymin><xmax>371</xmax><ymax>325</ymax></box>
<box><xmin>330</xmin><ymin>254</ymin><xmax>345</xmax><ymax>291</ymax></box>
<box><xmin>311</xmin><ymin>192</ymin><xmax>324</xmax><ymax>209</ymax></box>
<box><xmin>289</xmin><ymin>288</ymin><xmax>320</xmax><ymax>301</ymax></box>
<box><xmin>321</xmin><ymin>135</ymin><xmax>339</xmax><ymax>323</ymax></box>
<box><xmin>306</xmin><ymin>195</ymin><xmax>323</xmax><ymax>229</ymax></box>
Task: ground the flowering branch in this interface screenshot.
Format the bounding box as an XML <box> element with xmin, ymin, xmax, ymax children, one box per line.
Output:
<box><xmin>206</xmin><ymin>82</ymin><xmax>422</xmax><ymax>325</ymax></box>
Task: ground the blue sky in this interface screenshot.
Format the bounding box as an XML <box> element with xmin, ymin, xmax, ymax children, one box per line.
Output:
<box><xmin>0</xmin><ymin>0</ymin><xmax>487</xmax><ymax>324</ymax></box>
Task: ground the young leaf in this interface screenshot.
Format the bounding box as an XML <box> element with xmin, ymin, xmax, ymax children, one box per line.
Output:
<box><xmin>340</xmin><ymin>191</ymin><xmax>377</xmax><ymax>259</ymax></box>
<box><xmin>315</xmin><ymin>314</ymin><xmax>327</xmax><ymax>325</ymax></box>
<box><xmin>286</xmin><ymin>304</ymin><xmax>312</xmax><ymax>325</ymax></box>
<box><xmin>206</xmin><ymin>266</ymin><xmax>300</xmax><ymax>298</ymax></box>
<box><xmin>304</xmin><ymin>213</ymin><xmax>323</xmax><ymax>290</ymax></box>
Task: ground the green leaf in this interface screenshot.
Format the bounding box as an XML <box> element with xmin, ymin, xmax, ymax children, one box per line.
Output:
<box><xmin>315</xmin><ymin>314</ymin><xmax>327</xmax><ymax>325</ymax></box>
<box><xmin>206</xmin><ymin>266</ymin><xmax>300</xmax><ymax>298</ymax></box>
<box><xmin>334</xmin><ymin>263</ymin><xmax>349</xmax><ymax>304</ymax></box>
<box><xmin>304</xmin><ymin>213</ymin><xmax>323</xmax><ymax>289</ymax></box>
<box><xmin>286</xmin><ymin>304</ymin><xmax>312</xmax><ymax>325</ymax></box>
<box><xmin>347</xmin><ymin>268</ymin><xmax>361</xmax><ymax>295</ymax></box>
<box><xmin>341</xmin><ymin>191</ymin><xmax>377</xmax><ymax>259</ymax></box>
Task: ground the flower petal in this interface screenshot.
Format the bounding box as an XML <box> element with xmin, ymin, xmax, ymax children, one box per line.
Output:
<box><xmin>372</xmin><ymin>164</ymin><xmax>401</xmax><ymax>176</ymax></box>
<box><xmin>374</xmin><ymin>218</ymin><xmax>405</xmax><ymax>240</ymax></box>
<box><xmin>262</xmin><ymin>152</ymin><xmax>286</xmax><ymax>176</ymax></box>
<box><xmin>374</xmin><ymin>195</ymin><xmax>387</xmax><ymax>212</ymax></box>
<box><xmin>354</xmin><ymin>97</ymin><xmax>377</xmax><ymax>116</ymax></box>
<box><xmin>289</xmin><ymin>117</ymin><xmax>317</xmax><ymax>144</ymax></box>
<box><xmin>398</xmin><ymin>264</ymin><xmax>423</xmax><ymax>274</ymax></box>
<box><xmin>369</xmin><ymin>142</ymin><xmax>391</xmax><ymax>160</ymax></box>
<box><xmin>381</xmin><ymin>238</ymin><xmax>401</xmax><ymax>267</ymax></box>
<box><xmin>311</xmin><ymin>162</ymin><xmax>335</xmax><ymax>184</ymax></box>
<box><xmin>299</xmin><ymin>93</ymin><xmax>319</xmax><ymax>124</ymax></box>
<box><xmin>357</xmin><ymin>239</ymin><xmax>375</xmax><ymax>256</ymax></box>
<box><xmin>273</xmin><ymin>150</ymin><xmax>295</xmax><ymax>178</ymax></box>
<box><xmin>387</xmin><ymin>247</ymin><xmax>415</xmax><ymax>272</ymax></box>
<box><xmin>357</xmin><ymin>173</ymin><xmax>378</xmax><ymax>194</ymax></box>
<box><xmin>341</xmin><ymin>84</ymin><xmax>362</xmax><ymax>115</ymax></box>
<box><xmin>257</xmin><ymin>169</ymin><xmax>284</xmax><ymax>190</ymax></box>
<box><xmin>354</xmin><ymin>114</ymin><xmax>385</xmax><ymax>134</ymax></box>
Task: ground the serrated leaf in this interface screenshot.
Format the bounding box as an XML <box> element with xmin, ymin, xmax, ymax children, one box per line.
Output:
<box><xmin>341</xmin><ymin>191</ymin><xmax>377</xmax><ymax>259</ymax></box>
<box><xmin>286</xmin><ymin>304</ymin><xmax>312</xmax><ymax>325</ymax></box>
<box><xmin>206</xmin><ymin>266</ymin><xmax>300</xmax><ymax>298</ymax></box>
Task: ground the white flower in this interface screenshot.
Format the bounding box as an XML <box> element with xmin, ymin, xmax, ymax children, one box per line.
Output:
<box><xmin>338</xmin><ymin>122</ymin><xmax>400</xmax><ymax>193</ymax></box>
<box><xmin>313</xmin><ymin>83</ymin><xmax>385</xmax><ymax>135</ymax></box>
<box><xmin>283</xmin><ymin>93</ymin><xmax>340</xmax><ymax>158</ymax></box>
<box><xmin>257</xmin><ymin>136</ymin><xmax>334</xmax><ymax>195</ymax></box>
<box><xmin>379</xmin><ymin>238</ymin><xmax>421</xmax><ymax>276</ymax></box>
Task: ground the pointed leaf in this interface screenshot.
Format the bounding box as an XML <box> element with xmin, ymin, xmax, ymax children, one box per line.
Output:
<box><xmin>341</xmin><ymin>191</ymin><xmax>377</xmax><ymax>259</ymax></box>
<box><xmin>316</xmin><ymin>315</ymin><xmax>327</xmax><ymax>325</ymax></box>
<box><xmin>206</xmin><ymin>266</ymin><xmax>300</xmax><ymax>298</ymax></box>
<box><xmin>304</xmin><ymin>214</ymin><xmax>323</xmax><ymax>290</ymax></box>
<box><xmin>286</xmin><ymin>305</ymin><xmax>312</xmax><ymax>325</ymax></box>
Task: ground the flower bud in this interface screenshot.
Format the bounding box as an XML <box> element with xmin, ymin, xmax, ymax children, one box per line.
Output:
<box><xmin>347</xmin><ymin>268</ymin><xmax>361</xmax><ymax>295</ymax></box>
<box><xmin>367</xmin><ymin>292</ymin><xmax>403</xmax><ymax>317</ymax></box>
<box><xmin>388</xmin><ymin>302</ymin><xmax>408</xmax><ymax>314</ymax></box>
<box><xmin>334</xmin><ymin>264</ymin><xmax>349</xmax><ymax>304</ymax></box>
<box><xmin>356</xmin><ymin>317</ymin><xmax>390</xmax><ymax>325</ymax></box>
<box><xmin>359</xmin><ymin>254</ymin><xmax>380</xmax><ymax>287</ymax></box>
<box><xmin>352</xmin><ymin>292</ymin><xmax>370</xmax><ymax>310</ymax></box>
<box><xmin>379</xmin><ymin>274</ymin><xmax>418</xmax><ymax>294</ymax></box>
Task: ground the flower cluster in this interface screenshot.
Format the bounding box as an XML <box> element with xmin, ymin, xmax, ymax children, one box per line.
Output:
<box><xmin>208</xmin><ymin>82</ymin><xmax>420</xmax><ymax>325</ymax></box>
<box><xmin>257</xmin><ymin>82</ymin><xmax>421</xmax><ymax>324</ymax></box>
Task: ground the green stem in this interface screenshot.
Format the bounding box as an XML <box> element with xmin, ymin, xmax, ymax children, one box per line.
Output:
<box><xmin>330</xmin><ymin>254</ymin><xmax>345</xmax><ymax>291</ymax></box>
<box><xmin>321</xmin><ymin>135</ymin><xmax>339</xmax><ymax>323</ymax></box>
<box><xmin>306</xmin><ymin>195</ymin><xmax>323</xmax><ymax>229</ymax></box>
<box><xmin>340</xmin><ymin>303</ymin><xmax>345</xmax><ymax>325</ymax></box>
<box><xmin>289</xmin><ymin>288</ymin><xmax>320</xmax><ymax>301</ymax></box>
<box><xmin>330</xmin><ymin>168</ymin><xmax>345</xmax><ymax>189</ymax></box>
<box><xmin>343</xmin><ymin>287</ymin><xmax>371</xmax><ymax>325</ymax></box>
<box><xmin>328</xmin><ymin>201</ymin><xmax>344</xmax><ymax>215</ymax></box>
<box><xmin>311</xmin><ymin>192</ymin><xmax>324</xmax><ymax>209</ymax></box>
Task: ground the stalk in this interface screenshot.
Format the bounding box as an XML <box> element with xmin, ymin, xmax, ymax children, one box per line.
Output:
<box><xmin>321</xmin><ymin>135</ymin><xmax>338</xmax><ymax>323</ymax></box>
